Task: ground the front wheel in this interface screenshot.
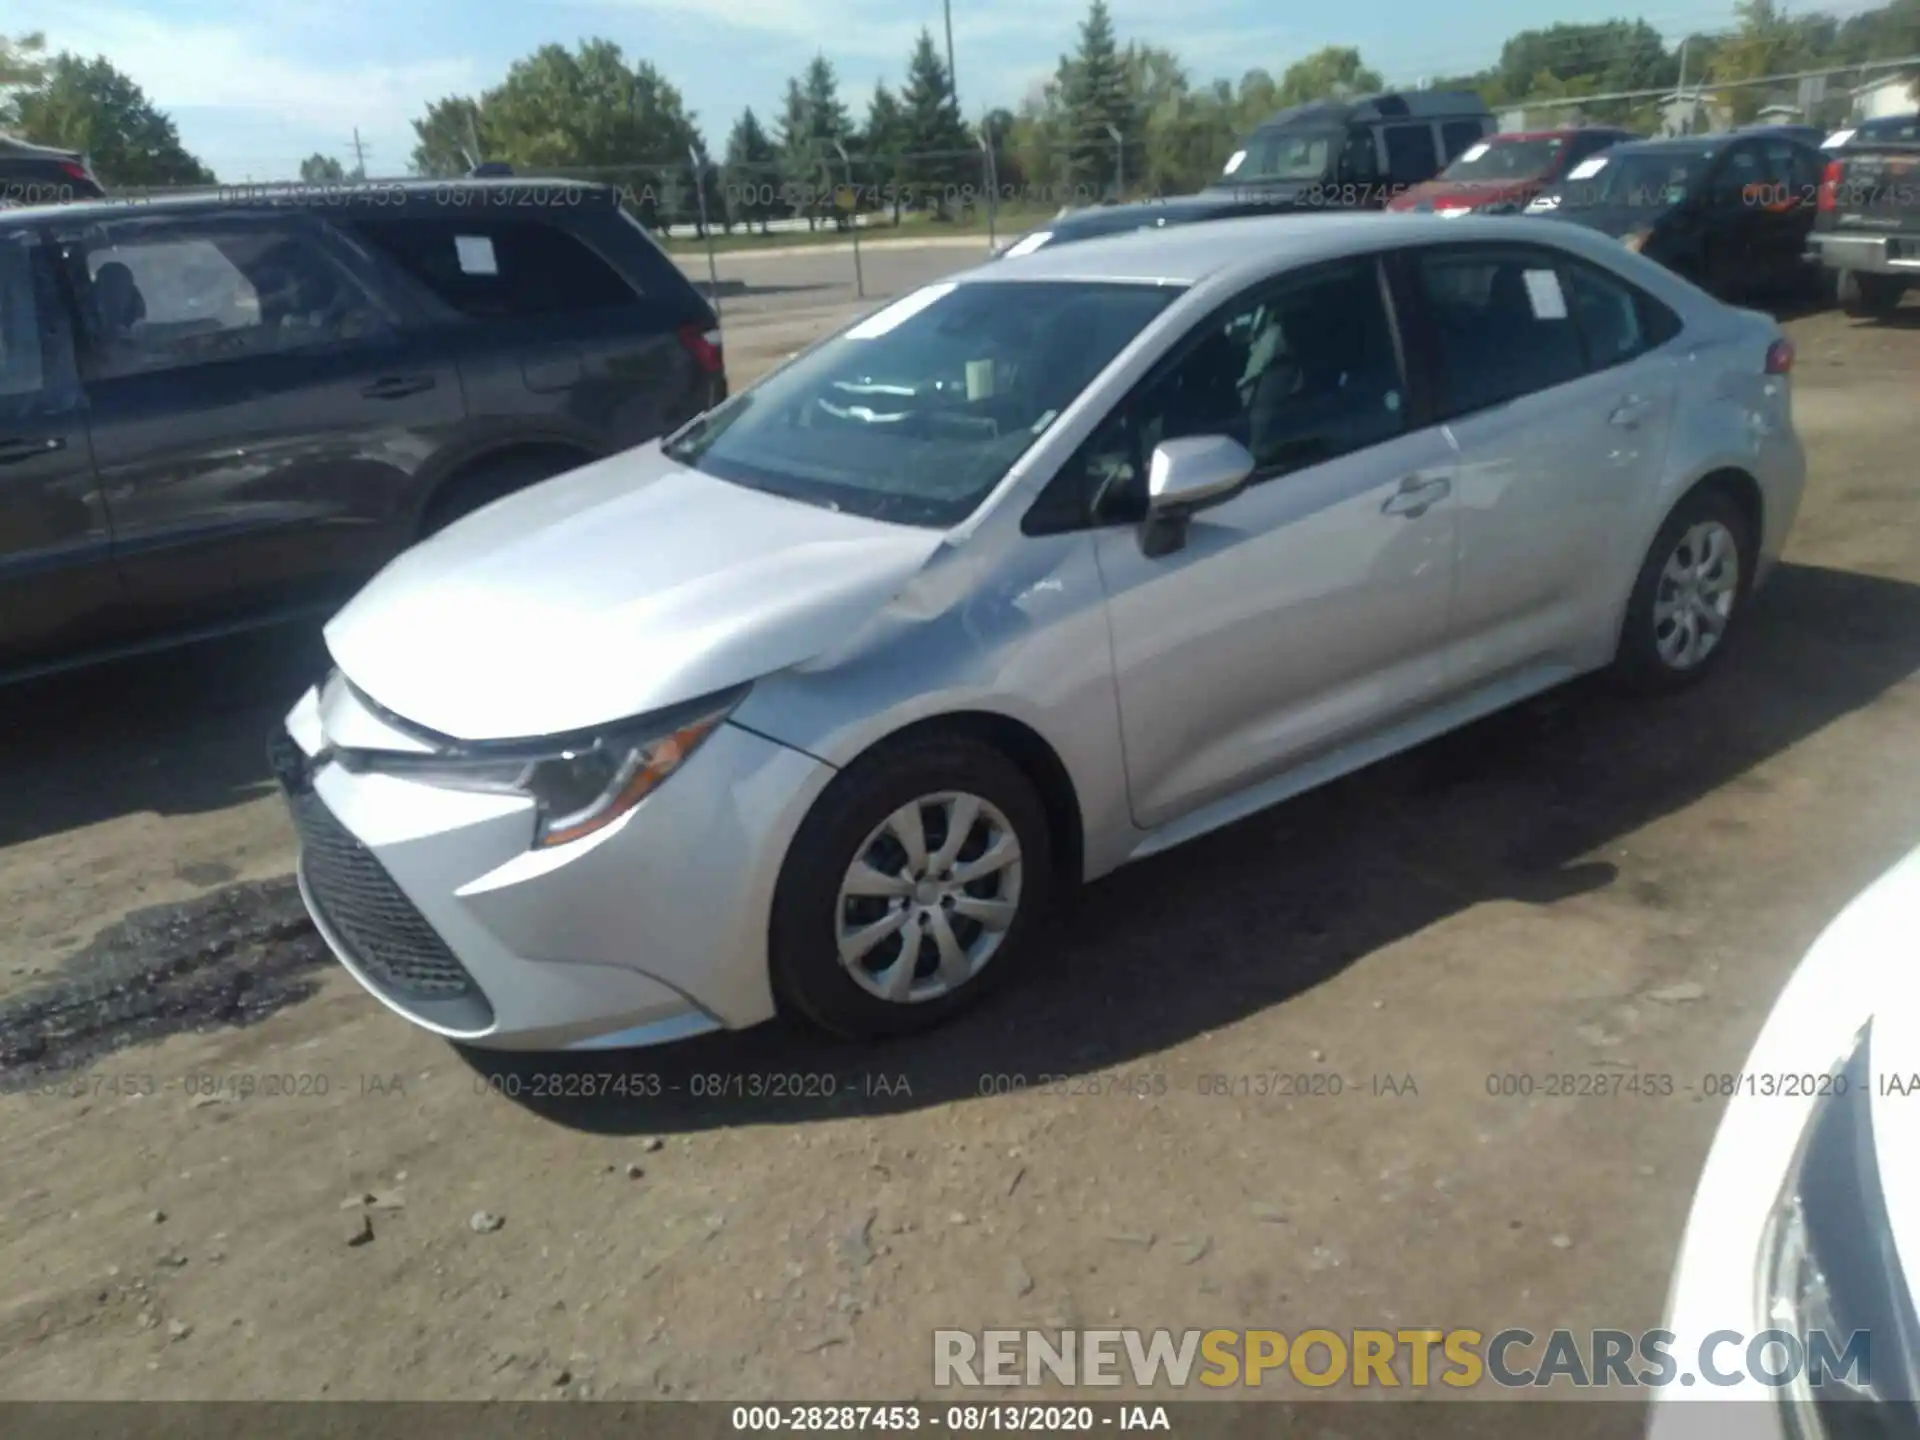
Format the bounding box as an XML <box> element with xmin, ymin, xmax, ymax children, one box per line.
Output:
<box><xmin>769</xmin><ymin>735</ymin><xmax>1054</xmax><ymax>1040</ymax></box>
<box><xmin>1613</xmin><ymin>489</ymin><xmax>1755</xmax><ymax>693</ymax></box>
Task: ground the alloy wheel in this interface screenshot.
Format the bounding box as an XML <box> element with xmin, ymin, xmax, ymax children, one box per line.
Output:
<box><xmin>1653</xmin><ymin>519</ymin><xmax>1740</xmax><ymax>671</ymax></box>
<box><xmin>834</xmin><ymin>791</ymin><xmax>1024</xmax><ymax>1004</ymax></box>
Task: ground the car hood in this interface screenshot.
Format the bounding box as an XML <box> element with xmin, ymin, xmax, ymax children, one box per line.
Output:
<box><xmin>1655</xmin><ymin>839</ymin><xmax>1920</xmax><ymax>1407</ymax></box>
<box><xmin>322</xmin><ymin>443</ymin><xmax>947</xmax><ymax>741</ymax></box>
<box><xmin>1389</xmin><ymin>178</ymin><xmax>1544</xmax><ymax>212</ymax></box>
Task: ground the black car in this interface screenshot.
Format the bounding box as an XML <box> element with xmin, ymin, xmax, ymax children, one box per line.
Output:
<box><xmin>1525</xmin><ymin>132</ymin><xmax>1821</xmax><ymax>298</ymax></box>
<box><xmin>0</xmin><ymin>178</ymin><xmax>724</xmax><ymax>681</ymax></box>
<box><xmin>0</xmin><ymin>136</ymin><xmax>106</xmax><ymax>208</ymax></box>
<box><xmin>996</xmin><ymin>90</ymin><xmax>1495</xmax><ymax>256</ymax></box>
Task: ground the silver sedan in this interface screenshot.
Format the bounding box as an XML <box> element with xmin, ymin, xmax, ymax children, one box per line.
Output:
<box><xmin>273</xmin><ymin>211</ymin><xmax>1806</xmax><ymax>1051</ymax></box>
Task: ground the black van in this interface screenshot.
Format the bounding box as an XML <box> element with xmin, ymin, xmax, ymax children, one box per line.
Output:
<box><xmin>0</xmin><ymin>179</ymin><xmax>725</xmax><ymax>681</ymax></box>
<box><xmin>995</xmin><ymin>90</ymin><xmax>1495</xmax><ymax>257</ymax></box>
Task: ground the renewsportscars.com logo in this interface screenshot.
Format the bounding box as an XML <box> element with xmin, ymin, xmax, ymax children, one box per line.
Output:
<box><xmin>933</xmin><ymin>1328</ymin><xmax>1872</xmax><ymax>1391</ymax></box>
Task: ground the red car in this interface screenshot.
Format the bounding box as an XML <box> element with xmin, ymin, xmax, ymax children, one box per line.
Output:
<box><xmin>1386</xmin><ymin>127</ymin><xmax>1636</xmax><ymax>216</ymax></box>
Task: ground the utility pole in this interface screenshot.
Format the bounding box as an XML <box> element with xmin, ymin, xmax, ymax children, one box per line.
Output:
<box><xmin>350</xmin><ymin>127</ymin><xmax>368</xmax><ymax>178</ymax></box>
<box><xmin>944</xmin><ymin>0</ymin><xmax>959</xmax><ymax>115</ymax></box>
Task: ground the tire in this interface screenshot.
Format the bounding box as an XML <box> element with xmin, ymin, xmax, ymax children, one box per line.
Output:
<box><xmin>1837</xmin><ymin>269</ymin><xmax>1907</xmax><ymax>320</ymax></box>
<box><xmin>1613</xmin><ymin>488</ymin><xmax>1755</xmax><ymax>694</ymax></box>
<box><xmin>769</xmin><ymin>734</ymin><xmax>1054</xmax><ymax>1041</ymax></box>
<box><xmin>419</xmin><ymin>451</ymin><xmax>578</xmax><ymax>538</ymax></box>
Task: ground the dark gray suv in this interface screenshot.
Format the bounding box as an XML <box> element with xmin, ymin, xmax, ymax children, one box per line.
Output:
<box><xmin>0</xmin><ymin>178</ymin><xmax>725</xmax><ymax>680</ymax></box>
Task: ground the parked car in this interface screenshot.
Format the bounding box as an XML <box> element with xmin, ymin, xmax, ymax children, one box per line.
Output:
<box><xmin>1648</xmin><ymin>838</ymin><xmax>1920</xmax><ymax>1439</ymax></box>
<box><xmin>0</xmin><ymin>179</ymin><xmax>724</xmax><ymax>681</ymax></box>
<box><xmin>1386</xmin><ymin>127</ymin><xmax>1636</xmax><ymax>217</ymax></box>
<box><xmin>1810</xmin><ymin>113</ymin><xmax>1919</xmax><ymax>318</ymax></box>
<box><xmin>273</xmin><ymin>212</ymin><xmax>1805</xmax><ymax>1054</ymax></box>
<box><xmin>1526</xmin><ymin>133</ymin><xmax>1822</xmax><ymax>299</ymax></box>
<box><xmin>0</xmin><ymin>135</ymin><xmax>105</xmax><ymax>208</ymax></box>
<box><xmin>994</xmin><ymin>91</ymin><xmax>1495</xmax><ymax>256</ymax></box>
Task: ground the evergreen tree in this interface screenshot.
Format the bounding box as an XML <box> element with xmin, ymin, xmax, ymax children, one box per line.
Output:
<box><xmin>723</xmin><ymin>107</ymin><xmax>778</xmax><ymax>232</ymax></box>
<box><xmin>900</xmin><ymin>30</ymin><xmax>973</xmax><ymax>216</ymax></box>
<box><xmin>776</xmin><ymin>57</ymin><xmax>851</xmax><ymax>229</ymax></box>
<box><xmin>862</xmin><ymin>83</ymin><xmax>909</xmax><ymax>225</ymax></box>
<box><xmin>1055</xmin><ymin>0</ymin><xmax>1136</xmax><ymax>198</ymax></box>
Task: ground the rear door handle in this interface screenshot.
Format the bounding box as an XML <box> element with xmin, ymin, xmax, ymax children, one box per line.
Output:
<box><xmin>361</xmin><ymin>375</ymin><xmax>436</xmax><ymax>400</ymax></box>
<box><xmin>0</xmin><ymin>436</ymin><xmax>64</xmax><ymax>465</ymax></box>
<box><xmin>1609</xmin><ymin>395</ymin><xmax>1654</xmax><ymax>428</ymax></box>
<box><xmin>1382</xmin><ymin>473</ymin><xmax>1451</xmax><ymax>518</ymax></box>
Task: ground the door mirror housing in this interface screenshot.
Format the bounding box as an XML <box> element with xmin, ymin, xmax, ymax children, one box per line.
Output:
<box><xmin>1139</xmin><ymin>434</ymin><xmax>1255</xmax><ymax>557</ymax></box>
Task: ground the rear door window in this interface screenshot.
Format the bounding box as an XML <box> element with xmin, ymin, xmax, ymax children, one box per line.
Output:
<box><xmin>0</xmin><ymin>232</ymin><xmax>46</xmax><ymax>396</ymax></box>
<box><xmin>1384</xmin><ymin>125</ymin><xmax>1440</xmax><ymax>188</ymax></box>
<box><xmin>342</xmin><ymin>216</ymin><xmax>640</xmax><ymax>319</ymax></box>
<box><xmin>1441</xmin><ymin>120</ymin><xmax>1489</xmax><ymax>162</ymax></box>
<box><xmin>72</xmin><ymin>220</ymin><xmax>392</xmax><ymax>380</ymax></box>
<box><xmin>1410</xmin><ymin>245</ymin><xmax>1587</xmax><ymax>417</ymax></box>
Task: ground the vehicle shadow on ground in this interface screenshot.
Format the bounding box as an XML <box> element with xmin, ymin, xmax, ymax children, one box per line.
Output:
<box><xmin>468</xmin><ymin>559</ymin><xmax>1920</xmax><ymax>1134</ymax></box>
<box><xmin>0</xmin><ymin>626</ymin><xmax>327</xmax><ymax>849</ymax></box>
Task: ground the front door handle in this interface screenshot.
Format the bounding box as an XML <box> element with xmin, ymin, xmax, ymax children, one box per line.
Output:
<box><xmin>1382</xmin><ymin>473</ymin><xmax>1451</xmax><ymax>518</ymax></box>
<box><xmin>0</xmin><ymin>435</ymin><xmax>64</xmax><ymax>465</ymax></box>
<box><xmin>361</xmin><ymin>374</ymin><xmax>436</xmax><ymax>400</ymax></box>
<box><xmin>1609</xmin><ymin>395</ymin><xmax>1654</xmax><ymax>428</ymax></box>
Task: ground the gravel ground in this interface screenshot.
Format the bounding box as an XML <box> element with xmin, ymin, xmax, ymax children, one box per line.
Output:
<box><xmin>0</xmin><ymin>302</ymin><xmax>1915</xmax><ymax>1404</ymax></box>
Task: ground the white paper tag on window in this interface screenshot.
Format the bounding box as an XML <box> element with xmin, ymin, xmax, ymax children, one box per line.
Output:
<box><xmin>1523</xmin><ymin>268</ymin><xmax>1568</xmax><ymax>320</ymax></box>
<box><xmin>1567</xmin><ymin>156</ymin><xmax>1610</xmax><ymax>180</ymax></box>
<box><xmin>845</xmin><ymin>283</ymin><xmax>955</xmax><ymax>340</ymax></box>
<box><xmin>1222</xmin><ymin>149</ymin><xmax>1246</xmax><ymax>175</ymax></box>
<box><xmin>1458</xmin><ymin>142</ymin><xmax>1490</xmax><ymax>163</ymax></box>
<box><xmin>455</xmin><ymin>235</ymin><xmax>498</xmax><ymax>275</ymax></box>
<box><xmin>1822</xmin><ymin>128</ymin><xmax>1855</xmax><ymax>149</ymax></box>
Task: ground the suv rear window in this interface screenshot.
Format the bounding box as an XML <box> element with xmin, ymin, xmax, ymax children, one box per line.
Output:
<box><xmin>343</xmin><ymin>215</ymin><xmax>640</xmax><ymax>319</ymax></box>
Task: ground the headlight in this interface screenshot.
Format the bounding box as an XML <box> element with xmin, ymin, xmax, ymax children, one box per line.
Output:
<box><xmin>336</xmin><ymin>685</ymin><xmax>747</xmax><ymax>849</ymax></box>
<box><xmin>1622</xmin><ymin>230</ymin><xmax>1652</xmax><ymax>252</ymax></box>
<box><xmin>1760</xmin><ymin>1023</ymin><xmax>1920</xmax><ymax>1432</ymax></box>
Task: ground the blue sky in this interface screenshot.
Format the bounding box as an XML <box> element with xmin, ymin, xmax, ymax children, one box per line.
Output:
<box><xmin>9</xmin><ymin>0</ymin><xmax>1797</xmax><ymax>180</ymax></box>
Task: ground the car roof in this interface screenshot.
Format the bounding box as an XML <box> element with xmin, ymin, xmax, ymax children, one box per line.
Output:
<box><xmin>966</xmin><ymin>210</ymin><xmax>1621</xmax><ymax>288</ymax></box>
<box><xmin>1494</xmin><ymin>128</ymin><xmax>1632</xmax><ymax>142</ymax></box>
<box><xmin>0</xmin><ymin>175</ymin><xmax>615</xmax><ymax>222</ymax></box>
<box><xmin>1603</xmin><ymin>136</ymin><xmax>1724</xmax><ymax>157</ymax></box>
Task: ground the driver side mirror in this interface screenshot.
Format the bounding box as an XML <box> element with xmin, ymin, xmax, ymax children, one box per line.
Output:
<box><xmin>1140</xmin><ymin>434</ymin><xmax>1255</xmax><ymax>558</ymax></box>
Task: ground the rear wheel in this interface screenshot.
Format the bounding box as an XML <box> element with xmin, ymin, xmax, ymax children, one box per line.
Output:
<box><xmin>1613</xmin><ymin>488</ymin><xmax>1755</xmax><ymax>694</ymax></box>
<box><xmin>419</xmin><ymin>451</ymin><xmax>581</xmax><ymax>538</ymax></box>
<box><xmin>770</xmin><ymin>735</ymin><xmax>1053</xmax><ymax>1041</ymax></box>
<box><xmin>1837</xmin><ymin>269</ymin><xmax>1907</xmax><ymax>319</ymax></box>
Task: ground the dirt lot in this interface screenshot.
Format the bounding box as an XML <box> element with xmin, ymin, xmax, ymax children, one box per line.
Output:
<box><xmin>0</xmin><ymin>302</ymin><xmax>1917</xmax><ymax>1404</ymax></box>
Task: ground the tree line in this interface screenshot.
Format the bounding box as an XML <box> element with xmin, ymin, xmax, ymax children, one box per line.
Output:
<box><xmin>4</xmin><ymin>0</ymin><xmax>1917</xmax><ymax>210</ymax></box>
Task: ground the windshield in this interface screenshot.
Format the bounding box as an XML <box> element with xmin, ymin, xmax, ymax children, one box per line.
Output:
<box><xmin>1442</xmin><ymin>137</ymin><xmax>1567</xmax><ymax>183</ymax></box>
<box><xmin>662</xmin><ymin>280</ymin><xmax>1182</xmax><ymax>528</ymax></box>
<box><xmin>1544</xmin><ymin>150</ymin><xmax>1709</xmax><ymax>210</ymax></box>
<box><xmin>1220</xmin><ymin>127</ymin><xmax>1341</xmax><ymax>184</ymax></box>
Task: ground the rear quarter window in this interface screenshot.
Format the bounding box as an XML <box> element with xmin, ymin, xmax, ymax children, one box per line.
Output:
<box><xmin>341</xmin><ymin>214</ymin><xmax>641</xmax><ymax>319</ymax></box>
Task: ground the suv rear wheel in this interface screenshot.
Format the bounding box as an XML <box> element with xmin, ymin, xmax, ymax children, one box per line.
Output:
<box><xmin>419</xmin><ymin>451</ymin><xmax>584</xmax><ymax>537</ymax></box>
<box><xmin>1837</xmin><ymin>269</ymin><xmax>1907</xmax><ymax>319</ymax></box>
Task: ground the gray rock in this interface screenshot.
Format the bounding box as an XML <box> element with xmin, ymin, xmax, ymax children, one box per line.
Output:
<box><xmin>167</xmin><ymin>1319</ymin><xmax>192</xmax><ymax>1341</ymax></box>
<box><xmin>839</xmin><ymin>1210</ymin><xmax>876</xmax><ymax>1267</ymax></box>
<box><xmin>642</xmin><ymin>1137</ymin><xmax>664</xmax><ymax>1153</ymax></box>
<box><xmin>1008</xmin><ymin>1258</ymin><xmax>1035</xmax><ymax>1296</ymax></box>
<box><xmin>469</xmin><ymin>1211</ymin><xmax>505</xmax><ymax>1234</ymax></box>
<box><xmin>1646</xmin><ymin>982</ymin><xmax>1706</xmax><ymax>1004</ymax></box>
<box><xmin>1174</xmin><ymin>1234</ymin><xmax>1213</xmax><ymax>1265</ymax></box>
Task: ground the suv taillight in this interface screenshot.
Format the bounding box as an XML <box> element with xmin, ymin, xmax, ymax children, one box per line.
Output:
<box><xmin>678</xmin><ymin>323</ymin><xmax>723</xmax><ymax>375</ymax></box>
<box><xmin>1817</xmin><ymin>159</ymin><xmax>1843</xmax><ymax>212</ymax></box>
<box><xmin>1765</xmin><ymin>338</ymin><xmax>1794</xmax><ymax>376</ymax></box>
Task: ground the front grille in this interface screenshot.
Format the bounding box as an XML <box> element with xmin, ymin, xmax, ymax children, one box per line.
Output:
<box><xmin>288</xmin><ymin>787</ymin><xmax>478</xmax><ymax>1005</ymax></box>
